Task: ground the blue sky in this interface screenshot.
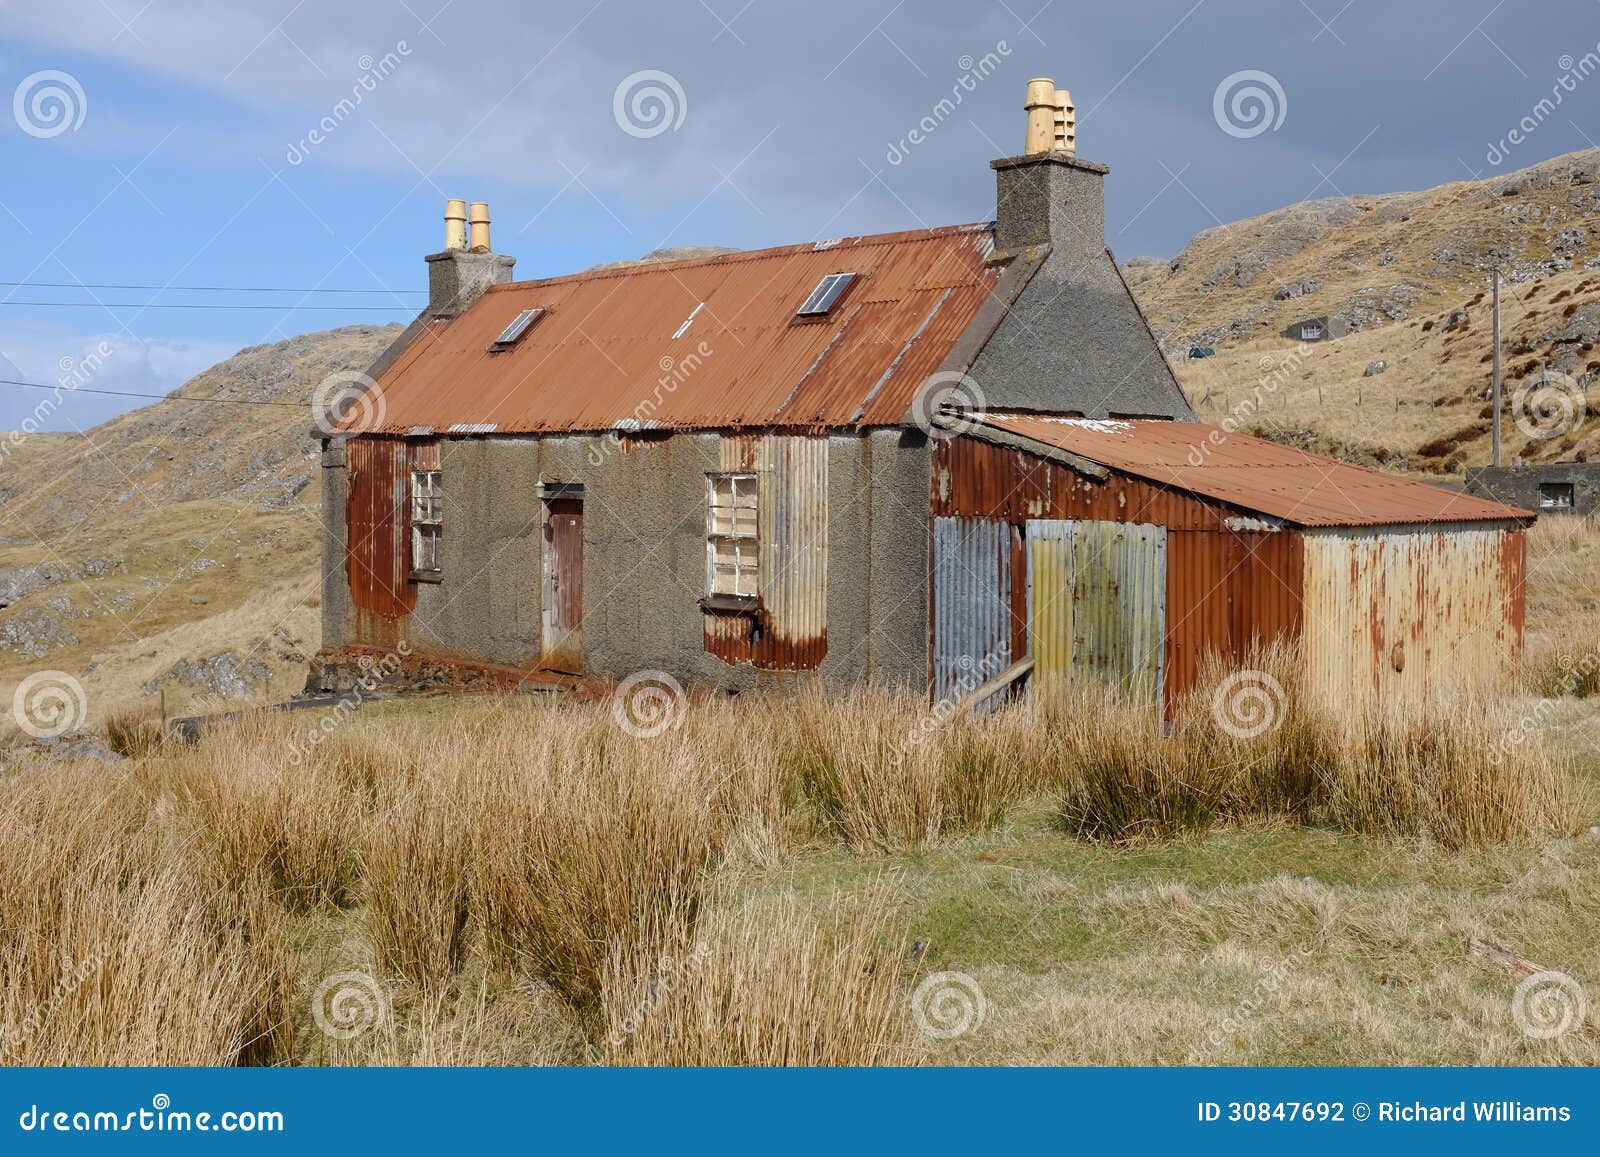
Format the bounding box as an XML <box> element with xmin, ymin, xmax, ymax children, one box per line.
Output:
<box><xmin>2</xmin><ymin>0</ymin><xmax>1598</xmax><ymax>431</ymax></box>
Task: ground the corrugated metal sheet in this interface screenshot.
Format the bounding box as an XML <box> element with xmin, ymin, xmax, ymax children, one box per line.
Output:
<box><xmin>1164</xmin><ymin>529</ymin><xmax>1302</xmax><ymax>713</ymax></box>
<box><xmin>933</xmin><ymin>434</ymin><xmax>1236</xmax><ymax>531</ymax></box>
<box><xmin>1027</xmin><ymin>520</ymin><xmax>1165</xmax><ymax>701</ymax></box>
<box><xmin>351</xmin><ymin>225</ymin><xmax>1004</xmax><ymax>435</ymax></box>
<box><xmin>1299</xmin><ymin>525</ymin><xmax>1526</xmax><ymax>708</ymax></box>
<box><xmin>931</xmin><ymin>517</ymin><xmax>1012</xmax><ymax>705</ymax></box>
<box><xmin>972</xmin><ymin>415</ymin><xmax>1533</xmax><ymax>528</ymax></box>
<box><xmin>704</xmin><ymin>434</ymin><xmax>829</xmax><ymax>670</ymax></box>
<box><xmin>344</xmin><ymin>436</ymin><xmax>415</xmax><ymax>647</ymax></box>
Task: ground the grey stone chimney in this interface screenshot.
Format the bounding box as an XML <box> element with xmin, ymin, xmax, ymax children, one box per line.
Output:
<box><xmin>991</xmin><ymin>78</ymin><xmax>1108</xmax><ymax>257</ymax></box>
<box><xmin>425</xmin><ymin>199</ymin><xmax>515</xmax><ymax>316</ymax></box>
<box><xmin>992</xmin><ymin>151</ymin><xmax>1109</xmax><ymax>257</ymax></box>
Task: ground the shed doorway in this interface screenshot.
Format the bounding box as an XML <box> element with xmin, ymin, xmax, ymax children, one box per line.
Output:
<box><xmin>541</xmin><ymin>487</ymin><xmax>584</xmax><ymax>672</ymax></box>
<box><xmin>1025</xmin><ymin>519</ymin><xmax>1166</xmax><ymax>704</ymax></box>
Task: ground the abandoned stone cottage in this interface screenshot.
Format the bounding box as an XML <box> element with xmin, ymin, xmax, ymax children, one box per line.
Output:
<box><xmin>313</xmin><ymin>79</ymin><xmax>1532</xmax><ymax>714</ymax></box>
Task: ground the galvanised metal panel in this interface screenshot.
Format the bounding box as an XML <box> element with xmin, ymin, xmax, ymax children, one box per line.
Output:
<box><xmin>704</xmin><ymin>434</ymin><xmax>829</xmax><ymax>670</ymax></box>
<box><xmin>1299</xmin><ymin>525</ymin><xmax>1523</xmax><ymax>710</ymax></box>
<box><xmin>1025</xmin><ymin>520</ymin><xmax>1074</xmax><ymax>682</ymax></box>
<box><xmin>1027</xmin><ymin>519</ymin><xmax>1165</xmax><ymax>703</ymax></box>
<box><xmin>931</xmin><ymin>517</ymin><xmax>1011</xmax><ymax>705</ymax></box>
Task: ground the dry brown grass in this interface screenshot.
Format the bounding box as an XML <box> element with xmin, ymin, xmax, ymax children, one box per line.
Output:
<box><xmin>601</xmin><ymin>888</ymin><xmax>915</xmax><ymax>1066</ymax></box>
<box><xmin>1048</xmin><ymin>643</ymin><xmax>1571</xmax><ymax>848</ymax></box>
<box><xmin>0</xmin><ymin>675</ymin><xmax>1589</xmax><ymax>1068</ymax></box>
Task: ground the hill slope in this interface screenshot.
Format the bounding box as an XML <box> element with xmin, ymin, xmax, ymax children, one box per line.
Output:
<box><xmin>1128</xmin><ymin>148</ymin><xmax>1600</xmax><ymax>471</ymax></box>
<box><xmin>0</xmin><ymin>325</ymin><xmax>400</xmax><ymax>732</ymax></box>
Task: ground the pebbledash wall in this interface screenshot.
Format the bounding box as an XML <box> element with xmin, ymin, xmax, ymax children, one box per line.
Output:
<box><xmin>320</xmin><ymin>427</ymin><xmax>932</xmax><ymax>690</ymax></box>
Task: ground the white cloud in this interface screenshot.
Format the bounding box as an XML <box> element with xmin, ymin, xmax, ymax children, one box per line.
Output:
<box><xmin>0</xmin><ymin>321</ymin><xmax>237</xmax><ymax>433</ymax></box>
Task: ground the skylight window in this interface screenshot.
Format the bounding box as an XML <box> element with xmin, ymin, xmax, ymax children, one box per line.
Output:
<box><xmin>490</xmin><ymin>308</ymin><xmax>545</xmax><ymax>348</ymax></box>
<box><xmin>796</xmin><ymin>272</ymin><xmax>857</xmax><ymax>317</ymax></box>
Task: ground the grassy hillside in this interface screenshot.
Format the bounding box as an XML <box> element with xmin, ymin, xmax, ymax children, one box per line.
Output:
<box><xmin>1128</xmin><ymin>148</ymin><xmax>1600</xmax><ymax>471</ymax></box>
<box><xmin>0</xmin><ymin>324</ymin><xmax>401</xmax><ymax>731</ymax></box>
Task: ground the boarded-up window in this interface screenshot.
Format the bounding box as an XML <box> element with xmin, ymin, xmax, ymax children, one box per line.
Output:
<box><xmin>706</xmin><ymin>473</ymin><xmax>758</xmax><ymax>598</ymax></box>
<box><xmin>411</xmin><ymin>469</ymin><xmax>443</xmax><ymax>575</ymax></box>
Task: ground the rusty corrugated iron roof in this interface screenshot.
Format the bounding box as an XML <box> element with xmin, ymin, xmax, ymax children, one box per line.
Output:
<box><xmin>970</xmin><ymin>415</ymin><xmax>1534</xmax><ymax>528</ymax></box>
<box><xmin>351</xmin><ymin>224</ymin><xmax>1007</xmax><ymax>434</ymax></box>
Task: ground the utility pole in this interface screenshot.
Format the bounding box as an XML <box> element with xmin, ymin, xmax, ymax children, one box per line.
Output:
<box><xmin>1492</xmin><ymin>268</ymin><xmax>1502</xmax><ymax>469</ymax></box>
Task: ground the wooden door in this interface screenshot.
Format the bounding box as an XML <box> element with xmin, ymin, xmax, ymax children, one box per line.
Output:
<box><xmin>542</xmin><ymin>497</ymin><xmax>583</xmax><ymax>670</ymax></box>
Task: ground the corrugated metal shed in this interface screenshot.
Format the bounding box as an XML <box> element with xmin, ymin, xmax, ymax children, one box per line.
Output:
<box><xmin>1300</xmin><ymin>525</ymin><xmax>1525</xmax><ymax>706</ymax></box>
<box><xmin>349</xmin><ymin>225</ymin><xmax>1006</xmax><ymax>435</ymax></box>
<box><xmin>970</xmin><ymin>415</ymin><xmax>1533</xmax><ymax>528</ymax></box>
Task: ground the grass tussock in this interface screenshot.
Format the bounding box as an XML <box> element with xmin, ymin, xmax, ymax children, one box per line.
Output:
<box><xmin>1049</xmin><ymin>642</ymin><xmax>1571</xmax><ymax>849</ymax></box>
<box><xmin>470</xmin><ymin>707</ymin><xmax>723</xmax><ymax>1014</ymax></box>
<box><xmin>104</xmin><ymin>708</ymin><xmax>168</xmax><ymax>760</ymax></box>
<box><xmin>601</xmin><ymin>889</ymin><xmax>914</xmax><ymax>1066</ymax></box>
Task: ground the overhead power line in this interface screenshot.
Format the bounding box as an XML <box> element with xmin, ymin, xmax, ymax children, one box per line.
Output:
<box><xmin>0</xmin><ymin>377</ymin><xmax>310</xmax><ymax>409</ymax></box>
<box><xmin>0</xmin><ymin>280</ymin><xmax>423</xmax><ymax>294</ymax></box>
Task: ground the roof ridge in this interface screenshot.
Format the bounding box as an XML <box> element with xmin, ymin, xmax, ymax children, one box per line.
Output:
<box><xmin>486</xmin><ymin>222</ymin><xmax>996</xmax><ymax>292</ymax></box>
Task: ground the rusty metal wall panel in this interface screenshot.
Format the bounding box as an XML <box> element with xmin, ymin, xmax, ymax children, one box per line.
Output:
<box><xmin>972</xmin><ymin>415</ymin><xmax>1531</xmax><ymax>529</ymax></box>
<box><xmin>1027</xmin><ymin>520</ymin><xmax>1165</xmax><ymax>701</ymax></box>
<box><xmin>356</xmin><ymin>225</ymin><xmax>1002</xmax><ymax>435</ymax></box>
<box><xmin>1300</xmin><ymin>525</ymin><xmax>1523</xmax><ymax>709</ymax></box>
<box><xmin>933</xmin><ymin>435</ymin><xmax>1234</xmax><ymax>531</ymax></box>
<box><xmin>1163</xmin><ymin>529</ymin><xmax>1304</xmax><ymax>713</ymax></box>
<box><xmin>931</xmin><ymin>517</ymin><xmax>1012</xmax><ymax>705</ymax></box>
<box><xmin>705</xmin><ymin>433</ymin><xmax>829</xmax><ymax>670</ymax></box>
<box><xmin>344</xmin><ymin>436</ymin><xmax>415</xmax><ymax>647</ymax></box>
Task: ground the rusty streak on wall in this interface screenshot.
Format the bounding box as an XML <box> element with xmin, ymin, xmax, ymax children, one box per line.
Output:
<box><xmin>344</xmin><ymin>436</ymin><xmax>441</xmax><ymax>650</ymax></box>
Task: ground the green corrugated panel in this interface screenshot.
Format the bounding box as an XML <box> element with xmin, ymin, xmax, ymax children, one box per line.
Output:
<box><xmin>1026</xmin><ymin>519</ymin><xmax>1165</xmax><ymax>704</ymax></box>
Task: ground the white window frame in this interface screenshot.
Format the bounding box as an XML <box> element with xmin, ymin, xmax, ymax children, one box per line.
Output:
<box><xmin>410</xmin><ymin>469</ymin><xmax>443</xmax><ymax>576</ymax></box>
<box><xmin>1538</xmin><ymin>482</ymin><xmax>1575</xmax><ymax>510</ymax></box>
<box><xmin>705</xmin><ymin>472</ymin><xmax>759</xmax><ymax>600</ymax></box>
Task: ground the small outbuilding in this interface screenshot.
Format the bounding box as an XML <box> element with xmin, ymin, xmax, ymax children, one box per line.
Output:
<box><xmin>1466</xmin><ymin>461</ymin><xmax>1600</xmax><ymax>517</ymax></box>
<box><xmin>1283</xmin><ymin>315</ymin><xmax>1347</xmax><ymax>342</ymax></box>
